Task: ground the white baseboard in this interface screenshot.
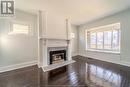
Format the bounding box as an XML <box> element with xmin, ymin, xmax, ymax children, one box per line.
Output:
<box><xmin>0</xmin><ymin>60</ymin><xmax>37</xmax><ymax>73</ymax></box>
<box><xmin>72</xmin><ymin>52</ymin><xmax>79</xmax><ymax>57</ymax></box>
<box><xmin>79</xmin><ymin>53</ymin><xmax>130</xmax><ymax>67</ymax></box>
<box><xmin>120</xmin><ymin>61</ymin><xmax>130</xmax><ymax>67</ymax></box>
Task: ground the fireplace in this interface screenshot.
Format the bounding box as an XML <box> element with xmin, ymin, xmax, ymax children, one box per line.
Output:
<box><xmin>49</xmin><ymin>50</ymin><xmax>66</xmax><ymax>64</ymax></box>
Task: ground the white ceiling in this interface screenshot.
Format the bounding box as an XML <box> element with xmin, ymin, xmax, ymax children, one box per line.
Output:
<box><xmin>15</xmin><ymin>0</ymin><xmax>130</xmax><ymax>25</ymax></box>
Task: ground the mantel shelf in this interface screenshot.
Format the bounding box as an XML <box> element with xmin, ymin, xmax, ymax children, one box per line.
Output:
<box><xmin>38</xmin><ymin>37</ymin><xmax>71</xmax><ymax>41</ymax></box>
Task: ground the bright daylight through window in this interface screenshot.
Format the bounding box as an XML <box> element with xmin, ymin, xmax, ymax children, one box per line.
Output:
<box><xmin>9</xmin><ymin>23</ymin><xmax>30</xmax><ymax>34</ymax></box>
<box><xmin>86</xmin><ymin>23</ymin><xmax>120</xmax><ymax>53</ymax></box>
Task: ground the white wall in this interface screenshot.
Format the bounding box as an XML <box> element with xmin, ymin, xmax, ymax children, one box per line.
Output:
<box><xmin>78</xmin><ymin>8</ymin><xmax>130</xmax><ymax>66</ymax></box>
<box><xmin>46</xmin><ymin>12</ymin><xmax>67</xmax><ymax>39</ymax></box>
<box><xmin>0</xmin><ymin>10</ymin><xmax>37</xmax><ymax>67</ymax></box>
<box><xmin>71</xmin><ymin>25</ymin><xmax>78</xmax><ymax>56</ymax></box>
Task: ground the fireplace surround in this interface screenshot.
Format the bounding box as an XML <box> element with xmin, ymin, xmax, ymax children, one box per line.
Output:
<box><xmin>38</xmin><ymin>39</ymin><xmax>76</xmax><ymax>72</ymax></box>
<box><xmin>38</xmin><ymin>11</ymin><xmax>75</xmax><ymax>72</ymax></box>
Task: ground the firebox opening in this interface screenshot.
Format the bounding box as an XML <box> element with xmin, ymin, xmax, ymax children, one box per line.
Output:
<box><xmin>50</xmin><ymin>50</ymin><xmax>66</xmax><ymax>64</ymax></box>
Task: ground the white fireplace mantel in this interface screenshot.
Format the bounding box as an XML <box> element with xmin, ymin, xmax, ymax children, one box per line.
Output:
<box><xmin>37</xmin><ymin>11</ymin><xmax>74</xmax><ymax>71</ymax></box>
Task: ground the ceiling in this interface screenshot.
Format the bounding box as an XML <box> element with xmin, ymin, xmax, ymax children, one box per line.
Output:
<box><xmin>15</xmin><ymin>0</ymin><xmax>130</xmax><ymax>25</ymax></box>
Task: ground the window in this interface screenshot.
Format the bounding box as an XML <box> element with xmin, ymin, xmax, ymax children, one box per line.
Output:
<box><xmin>71</xmin><ymin>33</ymin><xmax>75</xmax><ymax>38</ymax></box>
<box><xmin>9</xmin><ymin>23</ymin><xmax>30</xmax><ymax>34</ymax></box>
<box><xmin>86</xmin><ymin>23</ymin><xmax>120</xmax><ymax>53</ymax></box>
<box><xmin>90</xmin><ymin>32</ymin><xmax>96</xmax><ymax>48</ymax></box>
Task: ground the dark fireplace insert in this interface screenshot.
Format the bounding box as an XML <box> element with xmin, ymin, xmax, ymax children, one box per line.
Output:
<box><xmin>49</xmin><ymin>50</ymin><xmax>66</xmax><ymax>64</ymax></box>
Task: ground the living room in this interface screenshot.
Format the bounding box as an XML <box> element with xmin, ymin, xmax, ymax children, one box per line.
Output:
<box><xmin>0</xmin><ymin>0</ymin><xmax>130</xmax><ymax>87</ymax></box>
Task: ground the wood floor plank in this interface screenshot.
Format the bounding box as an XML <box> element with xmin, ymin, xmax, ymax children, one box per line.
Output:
<box><xmin>0</xmin><ymin>56</ymin><xmax>130</xmax><ymax>87</ymax></box>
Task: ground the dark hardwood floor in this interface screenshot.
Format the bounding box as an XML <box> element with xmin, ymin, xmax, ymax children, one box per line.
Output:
<box><xmin>0</xmin><ymin>56</ymin><xmax>130</xmax><ymax>87</ymax></box>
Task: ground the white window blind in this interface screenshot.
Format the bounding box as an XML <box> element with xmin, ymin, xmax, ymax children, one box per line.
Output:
<box><xmin>86</xmin><ymin>23</ymin><xmax>121</xmax><ymax>53</ymax></box>
<box><xmin>9</xmin><ymin>23</ymin><xmax>30</xmax><ymax>34</ymax></box>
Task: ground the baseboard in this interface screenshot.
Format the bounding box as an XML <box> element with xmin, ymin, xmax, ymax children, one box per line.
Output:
<box><xmin>120</xmin><ymin>61</ymin><xmax>130</xmax><ymax>67</ymax></box>
<box><xmin>79</xmin><ymin>54</ymin><xmax>130</xmax><ymax>67</ymax></box>
<box><xmin>72</xmin><ymin>52</ymin><xmax>79</xmax><ymax>57</ymax></box>
<box><xmin>0</xmin><ymin>60</ymin><xmax>37</xmax><ymax>73</ymax></box>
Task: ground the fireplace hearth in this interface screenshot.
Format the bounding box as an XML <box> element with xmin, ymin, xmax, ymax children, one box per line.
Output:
<box><xmin>49</xmin><ymin>50</ymin><xmax>66</xmax><ymax>64</ymax></box>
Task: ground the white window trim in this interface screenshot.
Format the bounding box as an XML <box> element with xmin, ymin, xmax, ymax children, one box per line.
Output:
<box><xmin>86</xmin><ymin>23</ymin><xmax>121</xmax><ymax>54</ymax></box>
<box><xmin>87</xmin><ymin>49</ymin><xmax>120</xmax><ymax>54</ymax></box>
<box><xmin>9</xmin><ymin>20</ymin><xmax>32</xmax><ymax>35</ymax></box>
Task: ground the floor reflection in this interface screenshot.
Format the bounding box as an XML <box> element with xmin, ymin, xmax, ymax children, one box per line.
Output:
<box><xmin>86</xmin><ymin>63</ymin><xmax>121</xmax><ymax>87</ymax></box>
<box><xmin>85</xmin><ymin>61</ymin><xmax>130</xmax><ymax>87</ymax></box>
<box><xmin>1</xmin><ymin>57</ymin><xmax>130</xmax><ymax>87</ymax></box>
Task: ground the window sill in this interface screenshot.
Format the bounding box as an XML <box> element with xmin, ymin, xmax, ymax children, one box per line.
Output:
<box><xmin>86</xmin><ymin>49</ymin><xmax>120</xmax><ymax>55</ymax></box>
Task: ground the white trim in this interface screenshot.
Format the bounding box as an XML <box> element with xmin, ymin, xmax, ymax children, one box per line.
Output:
<box><xmin>8</xmin><ymin>20</ymin><xmax>33</xmax><ymax>35</ymax></box>
<box><xmin>120</xmin><ymin>61</ymin><xmax>130</xmax><ymax>67</ymax></box>
<box><xmin>78</xmin><ymin>53</ymin><xmax>130</xmax><ymax>67</ymax></box>
<box><xmin>72</xmin><ymin>52</ymin><xmax>79</xmax><ymax>56</ymax></box>
<box><xmin>0</xmin><ymin>60</ymin><xmax>37</xmax><ymax>73</ymax></box>
<box><xmin>87</xmin><ymin>23</ymin><xmax>120</xmax><ymax>31</ymax></box>
<box><xmin>87</xmin><ymin>49</ymin><xmax>120</xmax><ymax>54</ymax></box>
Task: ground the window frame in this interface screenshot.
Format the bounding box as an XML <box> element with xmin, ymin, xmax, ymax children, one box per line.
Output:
<box><xmin>86</xmin><ymin>23</ymin><xmax>121</xmax><ymax>54</ymax></box>
<box><xmin>9</xmin><ymin>21</ymin><xmax>32</xmax><ymax>35</ymax></box>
